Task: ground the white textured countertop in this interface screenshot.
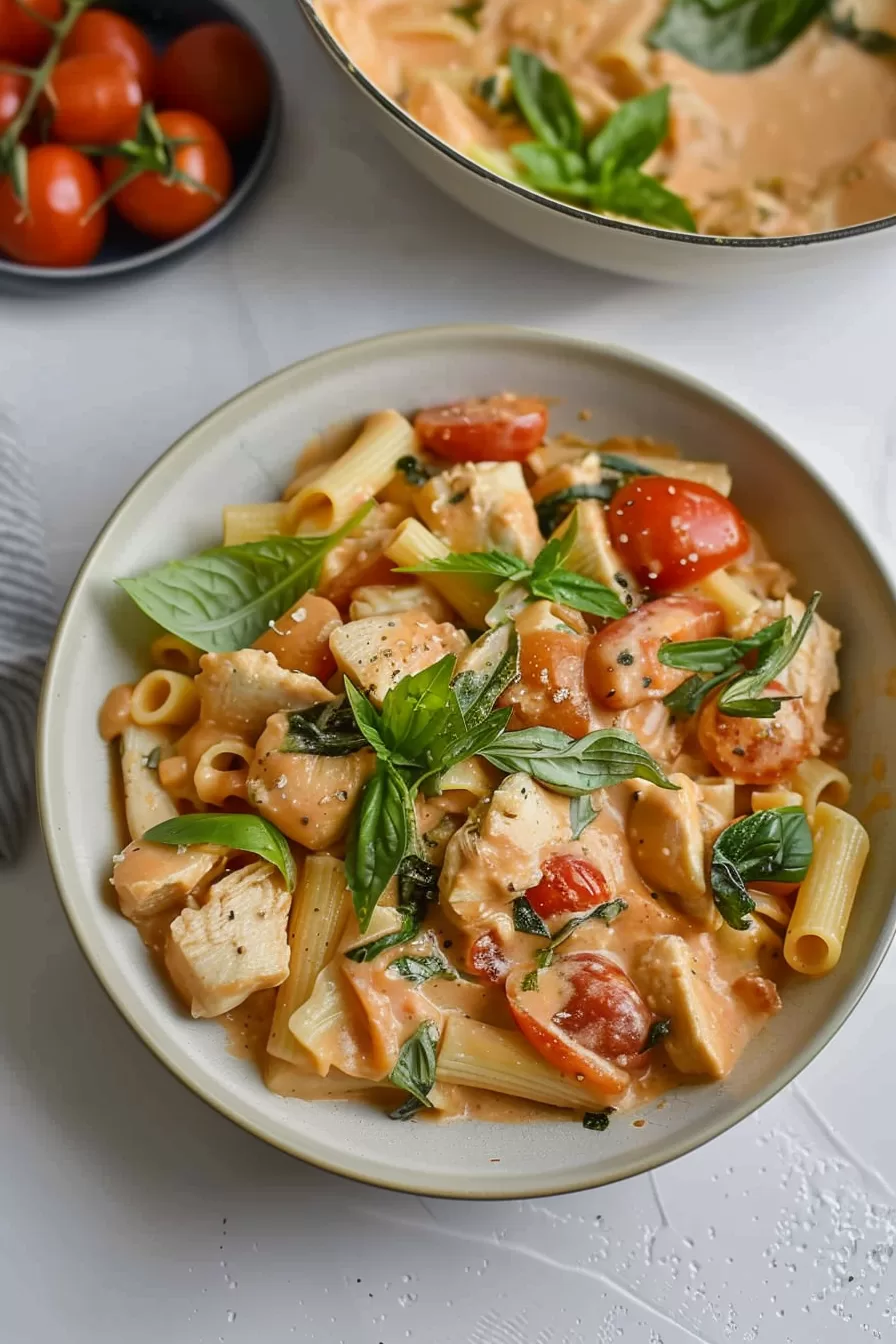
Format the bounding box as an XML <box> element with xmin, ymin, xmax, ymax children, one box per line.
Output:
<box><xmin>3</xmin><ymin>1</ymin><xmax>896</xmax><ymax>1339</ymax></box>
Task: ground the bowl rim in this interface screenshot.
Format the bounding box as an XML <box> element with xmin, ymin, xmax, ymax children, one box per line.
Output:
<box><xmin>37</xmin><ymin>323</ymin><xmax>896</xmax><ymax>1199</ymax></box>
<box><xmin>0</xmin><ymin>1</ymin><xmax>283</xmax><ymax>284</ymax></box>
<box><xmin>296</xmin><ymin>0</ymin><xmax>896</xmax><ymax>253</ymax></box>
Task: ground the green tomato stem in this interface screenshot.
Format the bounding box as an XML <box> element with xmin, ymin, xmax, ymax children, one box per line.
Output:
<box><xmin>1</xmin><ymin>0</ymin><xmax>96</xmax><ymax>170</ymax></box>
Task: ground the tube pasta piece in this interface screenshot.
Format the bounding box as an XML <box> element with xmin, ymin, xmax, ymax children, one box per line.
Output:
<box><xmin>436</xmin><ymin>1017</ymin><xmax>611</xmax><ymax>1109</ymax></box>
<box><xmin>787</xmin><ymin>757</ymin><xmax>850</xmax><ymax>816</ymax></box>
<box><xmin>551</xmin><ymin>501</ymin><xmax>640</xmax><ymax>609</ymax></box>
<box><xmin>415</xmin><ymin>461</ymin><xmax>542</xmax><ymax>564</ymax></box>
<box><xmin>748</xmin><ymin>888</ymin><xmax>793</xmax><ymax>928</ymax></box>
<box><xmin>286</xmin><ymin>410</ymin><xmax>415</xmax><ymax>533</ymax></box>
<box><xmin>193</xmin><ymin>737</ymin><xmax>255</xmax><ymax>807</ymax></box>
<box><xmin>222</xmin><ymin>501</ymin><xmax>288</xmax><ymax>545</ymax></box>
<box><xmin>751</xmin><ymin>788</ymin><xmax>803</xmax><ymax>812</ymax></box>
<box><xmin>130</xmin><ymin>669</ymin><xmax>200</xmax><ymax>728</ymax></box>
<box><xmin>288</xmin><ymin>961</ymin><xmax>376</xmax><ymax>1078</ymax></box>
<box><xmin>695</xmin><ymin>569</ymin><xmax>760</xmax><ymax>635</ymax></box>
<box><xmin>268</xmin><ymin>855</ymin><xmax>352</xmax><ymax>1065</ymax></box>
<box><xmin>150</xmin><ymin>633</ymin><xmax>202</xmax><ymax>677</ymax></box>
<box><xmin>348</xmin><ymin>582</ymin><xmax>454</xmax><ymax>623</ymax></box>
<box><xmin>282</xmin><ymin>419</ymin><xmax>361</xmax><ymax>503</ymax></box>
<box><xmin>253</xmin><ymin>593</ymin><xmax>341</xmax><ymax>681</ymax></box>
<box><xmin>120</xmin><ymin>723</ymin><xmax>178</xmax><ymax>840</ymax></box>
<box><xmin>784</xmin><ymin>803</ymin><xmax>869</xmax><ymax>977</ymax></box>
<box><xmin>385</xmin><ymin>518</ymin><xmax>495</xmax><ymax>626</ymax></box>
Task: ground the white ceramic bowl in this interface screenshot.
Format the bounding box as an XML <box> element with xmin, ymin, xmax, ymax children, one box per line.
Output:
<box><xmin>296</xmin><ymin>0</ymin><xmax>896</xmax><ymax>284</ymax></box>
<box><xmin>38</xmin><ymin>326</ymin><xmax>896</xmax><ymax>1198</ymax></box>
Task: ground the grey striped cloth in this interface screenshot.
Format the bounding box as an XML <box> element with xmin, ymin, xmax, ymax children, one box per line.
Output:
<box><xmin>0</xmin><ymin>410</ymin><xmax>56</xmax><ymax>865</ymax></box>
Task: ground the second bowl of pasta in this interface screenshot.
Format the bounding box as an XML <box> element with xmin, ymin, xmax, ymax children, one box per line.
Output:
<box><xmin>38</xmin><ymin>325</ymin><xmax>896</xmax><ymax>1197</ymax></box>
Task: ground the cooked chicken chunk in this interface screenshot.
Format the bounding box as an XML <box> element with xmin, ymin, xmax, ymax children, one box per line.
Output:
<box><xmin>628</xmin><ymin>774</ymin><xmax>716</xmax><ymax>925</ymax></box>
<box><xmin>112</xmin><ymin>840</ymin><xmax>227</xmax><ymax>922</ymax></box>
<box><xmin>194</xmin><ymin>649</ymin><xmax>334</xmax><ymax>739</ymax></box>
<box><xmin>632</xmin><ymin>934</ymin><xmax>737</xmax><ymax>1078</ymax></box>
<box><xmin>774</xmin><ymin>594</ymin><xmax>840</xmax><ymax>751</ymax></box>
<box><xmin>415</xmin><ymin>461</ymin><xmax>542</xmax><ymax>564</ymax></box>
<box><xmin>349</xmin><ymin>583</ymin><xmax>454</xmax><ymax>623</ymax></box>
<box><xmin>165</xmin><ymin>861</ymin><xmax>291</xmax><ymax>1018</ymax></box>
<box><xmin>329</xmin><ymin>611</ymin><xmax>468</xmax><ymax>706</ymax></box>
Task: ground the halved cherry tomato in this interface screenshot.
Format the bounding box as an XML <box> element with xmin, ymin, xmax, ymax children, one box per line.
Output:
<box><xmin>468</xmin><ymin>931</ymin><xmax>509</xmax><ymax>983</ymax></box>
<box><xmin>697</xmin><ymin>681</ymin><xmax>813</xmax><ymax>785</ymax></box>
<box><xmin>506</xmin><ymin>952</ymin><xmax>651</xmax><ymax>1093</ymax></box>
<box><xmin>415</xmin><ymin>395</ymin><xmax>548</xmax><ymax>463</ymax></box>
<box><xmin>607</xmin><ymin>477</ymin><xmax>749</xmax><ymax>594</ymax></box>
<box><xmin>0</xmin><ymin>145</ymin><xmax>106</xmax><ymax>267</ymax></box>
<box><xmin>102</xmin><ymin>110</ymin><xmax>232</xmax><ymax>240</ymax></box>
<box><xmin>45</xmin><ymin>54</ymin><xmax>142</xmax><ymax>144</ymax></box>
<box><xmin>499</xmin><ymin>630</ymin><xmax>593</xmax><ymax>736</ymax></box>
<box><xmin>0</xmin><ymin>0</ymin><xmax>61</xmax><ymax>64</ymax></box>
<box><xmin>0</xmin><ymin>72</ymin><xmax>28</xmax><ymax>135</ymax></box>
<box><xmin>62</xmin><ymin>10</ymin><xmax>157</xmax><ymax>97</ymax></box>
<box><xmin>156</xmin><ymin>21</ymin><xmax>270</xmax><ymax>141</ymax></box>
<box><xmin>585</xmin><ymin>595</ymin><xmax>725</xmax><ymax>710</ymax></box>
<box><xmin>526</xmin><ymin>855</ymin><xmax>610</xmax><ymax>919</ymax></box>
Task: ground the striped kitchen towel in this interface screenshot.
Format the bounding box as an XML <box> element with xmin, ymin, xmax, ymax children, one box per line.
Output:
<box><xmin>0</xmin><ymin>410</ymin><xmax>56</xmax><ymax>865</ymax></box>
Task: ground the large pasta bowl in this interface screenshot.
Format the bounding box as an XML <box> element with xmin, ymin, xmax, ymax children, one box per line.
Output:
<box><xmin>37</xmin><ymin>325</ymin><xmax>896</xmax><ymax>1198</ymax></box>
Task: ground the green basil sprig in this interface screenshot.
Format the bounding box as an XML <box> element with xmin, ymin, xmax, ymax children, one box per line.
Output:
<box><xmin>483</xmin><ymin>726</ymin><xmax>677</xmax><ymax>795</ymax></box>
<box><xmin>400</xmin><ymin>510</ymin><xmax>628</xmax><ymax>621</ymax></box>
<box><xmin>711</xmin><ymin>806</ymin><xmax>813</xmax><ymax>929</ymax></box>
<box><xmin>345</xmin><ymin>856</ymin><xmax>440</xmax><ymax>963</ymax></box>
<box><xmin>118</xmin><ymin>502</ymin><xmax>373</xmax><ymax>652</ymax></box>
<box><xmin>827</xmin><ymin>5</ymin><xmax>896</xmax><ymax>50</ymax></box>
<box><xmin>388</xmin><ymin>1020</ymin><xmax>439</xmax><ymax>1118</ymax></box>
<box><xmin>280</xmin><ymin>698</ymin><xmax>369</xmax><ymax>756</ymax></box>
<box><xmin>390</xmin><ymin>950</ymin><xmax>461</xmax><ymax>984</ymax></box>
<box><xmin>507</xmin><ymin>53</ymin><xmax>696</xmax><ymax>232</ymax></box>
<box><xmin>142</xmin><ymin>813</ymin><xmax>297</xmax><ymax>890</ymax></box>
<box><xmin>345</xmin><ymin>759</ymin><xmax>413</xmax><ymax>932</ymax></box>
<box><xmin>644</xmin><ymin>1018</ymin><xmax>672</xmax><ymax>1049</ymax></box>
<box><xmin>520</xmin><ymin>898</ymin><xmax>628</xmax><ymax>989</ymax></box>
<box><xmin>648</xmin><ymin>0</ymin><xmax>829</xmax><ymax>72</ymax></box>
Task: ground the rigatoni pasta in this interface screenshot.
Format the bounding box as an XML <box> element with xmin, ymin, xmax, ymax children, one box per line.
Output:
<box><xmin>784</xmin><ymin>803</ymin><xmax>870</xmax><ymax>975</ymax></box>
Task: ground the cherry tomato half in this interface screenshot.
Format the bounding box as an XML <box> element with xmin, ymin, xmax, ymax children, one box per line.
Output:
<box><xmin>506</xmin><ymin>952</ymin><xmax>651</xmax><ymax>1094</ymax></box>
<box><xmin>45</xmin><ymin>53</ymin><xmax>142</xmax><ymax>144</ymax></box>
<box><xmin>62</xmin><ymin>9</ymin><xmax>157</xmax><ymax>97</ymax></box>
<box><xmin>607</xmin><ymin>477</ymin><xmax>749</xmax><ymax>594</ymax></box>
<box><xmin>0</xmin><ymin>71</ymin><xmax>28</xmax><ymax>135</ymax></box>
<box><xmin>102</xmin><ymin>110</ymin><xmax>232</xmax><ymax>240</ymax></box>
<box><xmin>585</xmin><ymin>594</ymin><xmax>725</xmax><ymax>710</ymax></box>
<box><xmin>526</xmin><ymin>855</ymin><xmax>610</xmax><ymax>919</ymax></box>
<box><xmin>697</xmin><ymin>681</ymin><xmax>813</xmax><ymax>785</ymax></box>
<box><xmin>156</xmin><ymin>21</ymin><xmax>270</xmax><ymax>141</ymax></box>
<box><xmin>0</xmin><ymin>0</ymin><xmax>61</xmax><ymax>64</ymax></box>
<box><xmin>415</xmin><ymin>395</ymin><xmax>548</xmax><ymax>463</ymax></box>
<box><xmin>0</xmin><ymin>145</ymin><xmax>106</xmax><ymax>267</ymax></box>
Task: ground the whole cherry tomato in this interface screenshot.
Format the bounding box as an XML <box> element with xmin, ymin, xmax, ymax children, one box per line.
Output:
<box><xmin>102</xmin><ymin>110</ymin><xmax>232</xmax><ymax>240</ymax></box>
<box><xmin>585</xmin><ymin>594</ymin><xmax>725</xmax><ymax>709</ymax></box>
<box><xmin>156</xmin><ymin>21</ymin><xmax>270</xmax><ymax>141</ymax></box>
<box><xmin>415</xmin><ymin>395</ymin><xmax>548</xmax><ymax>463</ymax></box>
<box><xmin>45</xmin><ymin>54</ymin><xmax>142</xmax><ymax>144</ymax></box>
<box><xmin>607</xmin><ymin>477</ymin><xmax>750</xmax><ymax>593</ymax></box>
<box><xmin>0</xmin><ymin>145</ymin><xmax>106</xmax><ymax>267</ymax></box>
<box><xmin>62</xmin><ymin>9</ymin><xmax>157</xmax><ymax>96</ymax></box>
<box><xmin>526</xmin><ymin>855</ymin><xmax>610</xmax><ymax>919</ymax></box>
<box><xmin>697</xmin><ymin>681</ymin><xmax>813</xmax><ymax>784</ymax></box>
<box><xmin>499</xmin><ymin>630</ymin><xmax>593</xmax><ymax>736</ymax></box>
<box><xmin>0</xmin><ymin>0</ymin><xmax>61</xmax><ymax>64</ymax></box>
<box><xmin>506</xmin><ymin>952</ymin><xmax>652</xmax><ymax>1093</ymax></box>
<box><xmin>0</xmin><ymin>71</ymin><xmax>28</xmax><ymax>135</ymax></box>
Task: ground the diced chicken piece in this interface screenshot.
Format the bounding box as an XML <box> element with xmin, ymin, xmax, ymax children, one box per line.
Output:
<box><xmin>120</xmin><ymin>723</ymin><xmax>178</xmax><ymax>840</ymax></box>
<box><xmin>632</xmin><ymin>934</ymin><xmax>739</xmax><ymax>1078</ymax></box>
<box><xmin>248</xmin><ymin>711</ymin><xmax>375</xmax><ymax>849</ymax></box>
<box><xmin>745</xmin><ymin>594</ymin><xmax>840</xmax><ymax>752</ymax></box>
<box><xmin>165</xmin><ymin>861</ymin><xmax>291</xmax><ymax>1018</ymax></box>
<box><xmin>329</xmin><ymin>611</ymin><xmax>468</xmax><ymax>706</ymax></box>
<box><xmin>112</xmin><ymin>840</ymin><xmax>228</xmax><ymax>922</ymax></box>
<box><xmin>349</xmin><ymin>583</ymin><xmax>454</xmax><ymax>623</ymax></box>
<box><xmin>628</xmin><ymin>774</ymin><xmax>716</xmax><ymax>926</ymax></box>
<box><xmin>415</xmin><ymin>461</ymin><xmax>542</xmax><ymax>564</ymax></box>
<box><xmin>195</xmin><ymin>648</ymin><xmax>334</xmax><ymax>740</ymax></box>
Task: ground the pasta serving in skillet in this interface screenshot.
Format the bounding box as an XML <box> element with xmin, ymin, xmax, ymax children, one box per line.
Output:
<box><xmin>100</xmin><ymin>394</ymin><xmax>868</xmax><ymax>1126</ymax></box>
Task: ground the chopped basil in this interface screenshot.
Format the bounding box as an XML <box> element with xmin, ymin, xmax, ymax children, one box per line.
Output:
<box><xmin>388</xmin><ymin>1020</ymin><xmax>439</xmax><ymax>1114</ymax></box>
<box><xmin>718</xmin><ymin>593</ymin><xmax>820</xmax><ymax>717</ymax></box>
<box><xmin>345</xmin><ymin>855</ymin><xmax>439</xmax><ymax>962</ymax></box>
<box><xmin>644</xmin><ymin>1018</ymin><xmax>672</xmax><ymax>1050</ymax></box>
<box><xmin>569</xmin><ymin>793</ymin><xmax>600</xmax><ymax>841</ymax></box>
<box><xmin>395</xmin><ymin>455</ymin><xmax>434</xmax><ymax>486</ymax></box>
<box><xmin>525</xmin><ymin>898</ymin><xmax>629</xmax><ymax>985</ymax></box>
<box><xmin>280</xmin><ymin>697</ymin><xmax>369</xmax><ymax>756</ymax></box>
<box><xmin>512</xmin><ymin>894</ymin><xmax>551</xmax><ymax>938</ymax></box>
<box><xmin>583</xmin><ymin>1107</ymin><xmax>614</xmax><ymax>1131</ymax></box>
<box><xmin>535</xmin><ymin>483</ymin><xmax>614</xmax><ymax>537</ymax></box>
<box><xmin>828</xmin><ymin>6</ymin><xmax>896</xmax><ymax>51</ymax></box>
<box><xmin>711</xmin><ymin>806</ymin><xmax>813</xmax><ymax>930</ymax></box>
<box><xmin>648</xmin><ymin>0</ymin><xmax>829</xmax><ymax>72</ymax></box>
<box><xmin>390</xmin><ymin>952</ymin><xmax>458</xmax><ymax>984</ymax></box>
<box><xmin>143</xmin><ymin>745</ymin><xmax>162</xmax><ymax>770</ymax></box>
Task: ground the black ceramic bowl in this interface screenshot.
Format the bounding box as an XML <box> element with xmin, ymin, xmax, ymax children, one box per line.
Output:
<box><xmin>0</xmin><ymin>0</ymin><xmax>281</xmax><ymax>287</ymax></box>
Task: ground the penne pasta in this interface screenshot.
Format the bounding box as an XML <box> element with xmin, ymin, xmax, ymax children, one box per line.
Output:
<box><xmin>696</xmin><ymin>567</ymin><xmax>761</xmax><ymax>634</ymax></box>
<box><xmin>287</xmin><ymin>410</ymin><xmax>415</xmax><ymax>533</ymax></box>
<box><xmin>551</xmin><ymin>501</ymin><xmax>639</xmax><ymax>608</ymax></box>
<box><xmin>787</xmin><ymin>757</ymin><xmax>851</xmax><ymax>816</ymax></box>
<box><xmin>150</xmin><ymin>633</ymin><xmax>202</xmax><ymax>677</ymax></box>
<box><xmin>119</xmin><ymin>723</ymin><xmax>178</xmax><ymax>840</ymax></box>
<box><xmin>384</xmin><ymin>517</ymin><xmax>494</xmax><ymax>625</ymax></box>
<box><xmin>784</xmin><ymin>803</ymin><xmax>869</xmax><ymax>976</ymax></box>
<box><xmin>193</xmin><ymin>738</ymin><xmax>255</xmax><ymax>806</ymax></box>
<box><xmin>130</xmin><ymin>669</ymin><xmax>200</xmax><ymax>728</ymax></box>
<box><xmin>751</xmin><ymin>788</ymin><xmax>803</xmax><ymax>812</ymax></box>
<box><xmin>222</xmin><ymin>501</ymin><xmax>288</xmax><ymax>545</ymax></box>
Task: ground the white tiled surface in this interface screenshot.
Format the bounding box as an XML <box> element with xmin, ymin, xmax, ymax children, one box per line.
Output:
<box><xmin>3</xmin><ymin>1</ymin><xmax>896</xmax><ymax>1339</ymax></box>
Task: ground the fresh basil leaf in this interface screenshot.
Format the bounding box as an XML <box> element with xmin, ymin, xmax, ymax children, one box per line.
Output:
<box><xmin>117</xmin><ymin>502</ymin><xmax>372</xmax><ymax>652</ymax></box>
<box><xmin>828</xmin><ymin>6</ymin><xmax>896</xmax><ymax>50</ymax></box>
<box><xmin>644</xmin><ymin>1017</ymin><xmax>672</xmax><ymax>1049</ymax></box>
<box><xmin>598</xmin><ymin>453</ymin><xmax>663</xmax><ymax>478</ymax></box>
<box><xmin>395</xmin><ymin>455</ymin><xmax>434</xmax><ymax>486</ymax></box>
<box><xmin>483</xmin><ymin>726</ymin><xmax>677</xmax><ymax>795</ymax></box>
<box><xmin>342</xmin><ymin>677</ymin><xmax>392</xmax><ymax>759</ymax></box>
<box><xmin>530</xmin><ymin>511</ymin><xmax>579</xmax><ymax>582</ymax></box>
<box><xmin>390</xmin><ymin>952</ymin><xmax>457</xmax><ymax>984</ymax></box>
<box><xmin>511</xmin><ymin>142</ymin><xmax>592</xmax><ymax>198</ymax></box>
<box><xmin>452</xmin><ymin>626</ymin><xmax>520</xmax><ymax>727</ymax></box>
<box><xmin>711</xmin><ymin>806</ymin><xmax>813</xmax><ymax>929</ymax></box>
<box><xmin>381</xmin><ymin>654</ymin><xmax>457</xmax><ymax>760</ymax></box>
<box><xmin>512</xmin><ymin>895</ymin><xmax>551</xmax><ymax>937</ymax></box>
<box><xmin>427</xmin><ymin>708</ymin><xmax>512</xmax><ymax>784</ymax></box>
<box><xmin>587</xmin><ymin>85</ymin><xmax>671</xmax><ymax>177</ymax></box>
<box><xmin>144</xmin><ymin>745</ymin><xmax>162</xmax><ymax>770</ymax></box>
<box><xmin>569</xmin><ymin>794</ymin><xmax>599</xmax><ymax>840</ymax></box>
<box><xmin>346</xmin><ymin>761</ymin><xmax>410</xmax><ymax>930</ymax></box>
<box><xmin>476</xmin><ymin>69</ymin><xmax>516</xmax><ymax>113</ymax></box>
<box><xmin>583</xmin><ymin>1107</ymin><xmax>614</xmax><ymax>1131</ymax></box>
<box><xmin>648</xmin><ymin>0</ymin><xmax>829</xmax><ymax>71</ymax></box>
<box><xmin>397</xmin><ymin>854</ymin><xmax>441</xmax><ymax>911</ymax></box>
<box><xmin>451</xmin><ymin>0</ymin><xmax>482</xmax><ymax>26</ymax></box>
<box><xmin>388</xmin><ymin>1019</ymin><xmax>439</xmax><ymax>1110</ymax></box>
<box><xmin>344</xmin><ymin>910</ymin><xmax>419</xmax><ymax>963</ymax></box>
<box><xmin>143</xmin><ymin>814</ymin><xmax>297</xmax><ymax>890</ymax></box>
<box><xmin>280</xmin><ymin>697</ymin><xmax>369</xmax><ymax>756</ymax></box>
<box><xmin>547</xmin><ymin>898</ymin><xmax>628</xmax><ymax>954</ymax></box>
<box><xmin>592</xmin><ymin>167</ymin><xmax>697</xmax><ymax>233</ymax></box>
<box><xmin>399</xmin><ymin>550</ymin><xmax>528</xmax><ymax>581</ymax></box>
<box><xmin>530</xmin><ymin>569</ymin><xmax>628</xmax><ymax>619</ymax></box>
<box><xmin>535</xmin><ymin>483</ymin><xmax>616</xmax><ymax>536</ymax></box>
<box><xmin>663</xmin><ymin>667</ymin><xmax>735</xmax><ymax>716</ymax></box>
<box><xmin>508</xmin><ymin>46</ymin><xmax>582</xmax><ymax>151</ymax></box>
<box><xmin>718</xmin><ymin>593</ymin><xmax>820</xmax><ymax>717</ymax></box>
<box><xmin>520</xmin><ymin>968</ymin><xmax>540</xmax><ymax>992</ymax></box>
<box><xmin>658</xmin><ymin>619</ymin><xmax>788</xmax><ymax>672</ymax></box>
